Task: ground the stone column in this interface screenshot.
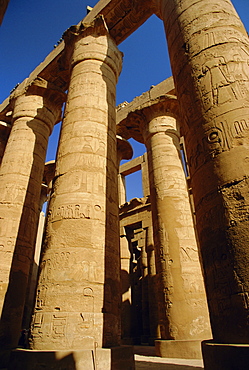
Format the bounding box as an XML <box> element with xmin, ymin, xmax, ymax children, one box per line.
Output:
<box><xmin>157</xmin><ymin>0</ymin><xmax>249</xmax><ymax>366</ymax></box>
<box><xmin>118</xmin><ymin>174</ymin><xmax>126</xmax><ymax>205</ymax></box>
<box><xmin>141</xmin><ymin>152</ymin><xmax>150</xmax><ymax>197</ymax></box>
<box><xmin>145</xmin><ymin>223</ymin><xmax>160</xmax><ymax>344</ymax></box>
<box><xmin>0</xmin><ymin>78</ymin><xmax>64</xmax><ymax>357</ymax></box>
<box><xmin>131</xmin><ymin>96</ymin><xmax>211</xmax><ymax>358</ymax></box>
<box><xmin>119</xmin><ymin>226</ymin><xmax>132</xmax><ymax>344</ymax></box>
<box><xmin>22</xmin><ymin>162</ymin><xmax>56</xmax><ymax>330</ymax></box>
<box><xmin>117</xmin><ymin>136</ymin><xmax>133</xmax><ymax>343</ymax></box>
<box><xmin>12</xmin><ymin>16</ymin><xmax>134</xmax><ymax>370</ymax></box>
<box><xmin>140</xmin><ymin>229</ymin><xmax>150</xmax><ymax>343</ymax></box>
<box><xmin>117</xmin><ymin>135</ymin><xmax>133</xmax><ymax>205</ymax></box>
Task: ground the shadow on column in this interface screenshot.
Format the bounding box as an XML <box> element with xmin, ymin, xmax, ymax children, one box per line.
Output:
<box><xmin>102</xmin><ymin>35</ymin><xmax>134</xmax><ymax>369</ymax></box>
<box><xmin>135</xmin><ymin>360</ymin><xmax>203</xmax><ymax>370</ymax></box>
<box><xmin>0</xmin><ymin>113</ymin><xmax>51</xmax><ymax>367</ymax></box>
<box><xmin>8</xmin><ymin>349</ymin><xmax>76</xmax><ymax>370</ymax></box>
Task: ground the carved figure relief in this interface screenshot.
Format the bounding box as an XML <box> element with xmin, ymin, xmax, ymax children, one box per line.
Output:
<box><xmin>202</xmin><ymin>55</ymin><xmax>237</xmax><ymax>106</ymax></box>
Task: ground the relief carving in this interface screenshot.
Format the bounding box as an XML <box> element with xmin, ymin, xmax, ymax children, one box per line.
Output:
<box><xmin>48</xmin><ymin>203</ymin><xmax>102</xmax><ymax>222</ymax></box>
<box><xmin>202</xmin><ymin>55</ymin><xmax>237</xmax><ymax>106</ymax></box>
<box><xmin>52</xmin><ymin>313</ymin><xmax>67</xmax><ymax>338</ymax></box>
<box><xmin>39</xmin><ymin>252</ymin><xmax>101</xmax><ymax>284</ymax></box>
<box><xmin>181</xmin><ymin>247</ymin><xmax>199</xmax><ymax>263</ymax></box>
<box><xmin>36</xmin><ymin>285</ymin><xmax>47</xmax><ymax>309</ymax></box>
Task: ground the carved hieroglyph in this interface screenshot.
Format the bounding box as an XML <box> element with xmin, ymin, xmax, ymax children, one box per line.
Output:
<box><xmin>0</xmin><ymin>78</ymin><xmax>64</xmax><ymax>349</ymax></box>
<box><xmin>158</xmin><ymin>0</ymin><xmax>249</xmax><ymax>343</ymax></box>
<box><xmin>30</xmin><ymin>16</ymin><xmax>123</xmax><ymax>351</ymax></box>
<box><xmin>134</xmin><ymin>97</ymin><xmax>211</xmax><ymax>342</ymax></box>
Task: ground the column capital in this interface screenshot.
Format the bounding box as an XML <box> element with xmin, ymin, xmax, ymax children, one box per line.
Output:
<box><xmin>117</xmin><ymin>135</ymin><xmax>133</xmax><ymax>163</ymax></box>
<box><xmin>9</xmin><ymin>77</ymin><xmax>66</xmax><ymax>133</ymax></box>
<box><xmin>63</xmin><ymin>14</ymin><xmax>110</xmax><ymax>44</ymax></box>
<box><xmin>10</xmin><ymin>77</ymin><xmax>66</xmax><ymax>106</ymax></box>
<box><xmin>123</xmin><ymin>94</ymin><xmax>179</xmax><ymax>143</ymax></box>
<box><xmin>61</xmin><ymin>15</ymin><xmax>123</xmax><ymax>80</ymax></box>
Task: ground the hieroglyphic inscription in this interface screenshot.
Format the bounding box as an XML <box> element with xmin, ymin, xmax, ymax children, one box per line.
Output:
<box><xmin>0</xmin><ymin>183</ymin><xmax>26</xmax><ymax>204</ymax></box>
<box><xmin>58</xmin><ymin>130</ymin><xmax>106</xmax><ymax>157</ymax></box>
<box><xmin>80</xmin><ymin>287</ymin><xmax>94</xmax><ymax>329</ymax></box>
<box><xmin>35</xmin><ymin>285</ymin><xmax>48</xmax><ymax>309</ymax></box>
<box><xmin>67</xmin><ymin>171</ymin><xmax>105</xmax><ymax>193</ymax></box>
<box><xmin>39</xmin><ymin>251</ymin><xmax>102</xmax><ymax>284</ymax></box>
<box><xmin>188</xmin><ymin>118</ymin><xmax>249</xmax><ymax>170</ymax></box>
<box><xmin>180</xmin><ymin>247</ymin><xmax>199</xmax><ymax>263</ymax></box>
<box><xmin>32</xmin><ymin>312</ymin><xmax>43</xmax><ymax>335</ymax></box>
<box><xmin>48</xmin><ymin>203</ymin><xmax>103</xmax><ymax>222</ymax></box>
<box><xmin>52</xmin><ymin>313</ymin><xmax>67</xmax><ymax>338</ymax></box>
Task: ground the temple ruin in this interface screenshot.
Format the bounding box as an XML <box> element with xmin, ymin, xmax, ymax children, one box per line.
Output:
<box><xmin>1</xmin><ymin>0</ymin><xmax>249</xmax><ymax>369</ymax></box>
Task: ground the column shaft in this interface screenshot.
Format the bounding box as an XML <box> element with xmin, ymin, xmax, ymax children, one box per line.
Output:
<box><xmin>30</xmin><ymin>17</ymin><xmax>122</xmax><ymax>351</ymax></box>
<box><xmin>145</xmin><ymin>224</ymin><xmax>160</xmax><ymax>342</ymax></box>
<box><xmin>117</xmin><ymin>136</ymin><xmax>133</xmax><ymax>343</ymax></box>
<box><xmin>0</xmin><ymin>82</ymin><xmax>62</xmax><ymax>350</ymax></box>
<box><xmin>141</xmin><ymin>104</ymin><xmax>211</xmax><ymax>344</ymax></box>
<box><xmin>159</xmin><ymin>0</ymin><xmax>249</xmax><ymax>343</ymax></box>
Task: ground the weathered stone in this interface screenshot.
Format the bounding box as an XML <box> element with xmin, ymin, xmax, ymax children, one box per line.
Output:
<box><xmin>119</xmin><ymin>195</ymin><xmax>159</xmax><ymax>345</ymax></box>
<box><xmin>126</xmin><ymin>97</ymin><xmax>211</xmax><ymax>357</ymax></box>
<box><xmin>1</xmin><ymin>0</ymin><xmax>249</xmax><ymax>368</ymax></box>
<box><xmin>0</xmin><ymin>78</ymin><xmax>65</xmax><ymax>356</ymax></box>
<box><xmin>117</xmin><ymin>136</ymin><xmax>133</xmax><ymax>205</ymax></box>
<box><xmin>158</xmin><ymin>0</ymin><xmax>249</xmax><ymax>345</ymax></box>
<box><xmin>29</xmin><ymin>16</ymin><xmax>123</xmax><ymax>355</ymax></box>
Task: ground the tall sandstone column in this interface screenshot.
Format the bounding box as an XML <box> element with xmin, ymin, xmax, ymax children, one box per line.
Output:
<box><xmin>16</xmin><ymin>16</ymin><xmax>134</xmax><ymax>370</ymax></box>
<box><xmin>117</xmin><ymin>135</ymin><xmax>133</xmax><ymax>205</ymax></box>
<box><xmin>145</xmin><ymin>223</ymin><xmax>160</xmax><ymax>344</ymax></box>
<box><xmin>156</xmin><ymin>0</ymin><xmax>249</xmax><ymax>367</ymax></box>
<box><xmin>0</xmin><ymin>78</ymin><xmax>64</xmax><ymax>355</ymax></box>
<box><xmin>117</xmin><ymin>136</ymin><xmax>133</xmax><ymax>343</ymax></box>
<box><xmin>133</xmin><ymin>96</ymin><xmax>211</xmax><ymax>358</ymax></box>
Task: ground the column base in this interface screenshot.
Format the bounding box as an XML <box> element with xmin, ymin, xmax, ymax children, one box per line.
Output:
<box><xmin>8</xmin><ymin>346</ymin><xmax>135</xmax><ymax>370</ymax></box>
<box><xmin>155</xmin><ymin>339</ymin><xmax>202</xmax><ymax>359</ymax></box>
<box><xmin>202</xmin><ymin>340</ymin><xmax>249</xmax><ymax>370</ymax></box>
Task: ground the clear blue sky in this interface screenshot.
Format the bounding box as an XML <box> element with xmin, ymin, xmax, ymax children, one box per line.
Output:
<box><xmin>1</xmin><ymin>0</ymin><xmax>248</xmax><ymax>200</ymax></box>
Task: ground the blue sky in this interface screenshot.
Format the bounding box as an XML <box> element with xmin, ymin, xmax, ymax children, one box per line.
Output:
<box><xmin>1</xmin><ymin>0</ymin><xmax>248</xmax><ymax>200</ymax></box>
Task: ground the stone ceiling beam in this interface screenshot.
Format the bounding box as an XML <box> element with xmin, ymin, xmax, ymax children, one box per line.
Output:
<box><xmin>0</xmin><ymin>0</ymin><xmax>156</xmax><ymax>121</ymax></box>
<box><xmin>116</xmin><ymin>79</ymin><xmax>177</xmax><ymax>143</ymax></box>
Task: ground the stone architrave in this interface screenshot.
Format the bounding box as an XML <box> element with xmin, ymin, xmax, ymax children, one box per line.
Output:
<box><xmin>0</xmin><ymin>78</ymin><xmax>64</xmax><ymax>353</ymax></box>
<box><xmin>131</xmin><ymin>96</ymin><xmax>211</xmax><ymax>358</ymax></box>
<box><xmin>29</xmin><ymin>15</ymin><xmax>124</xmax><ymax>355</ymax></box>
<box><xmin>156</xmin><ymin>0</ymin><xmax>249</xmax><ymax>364</ymax></box>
